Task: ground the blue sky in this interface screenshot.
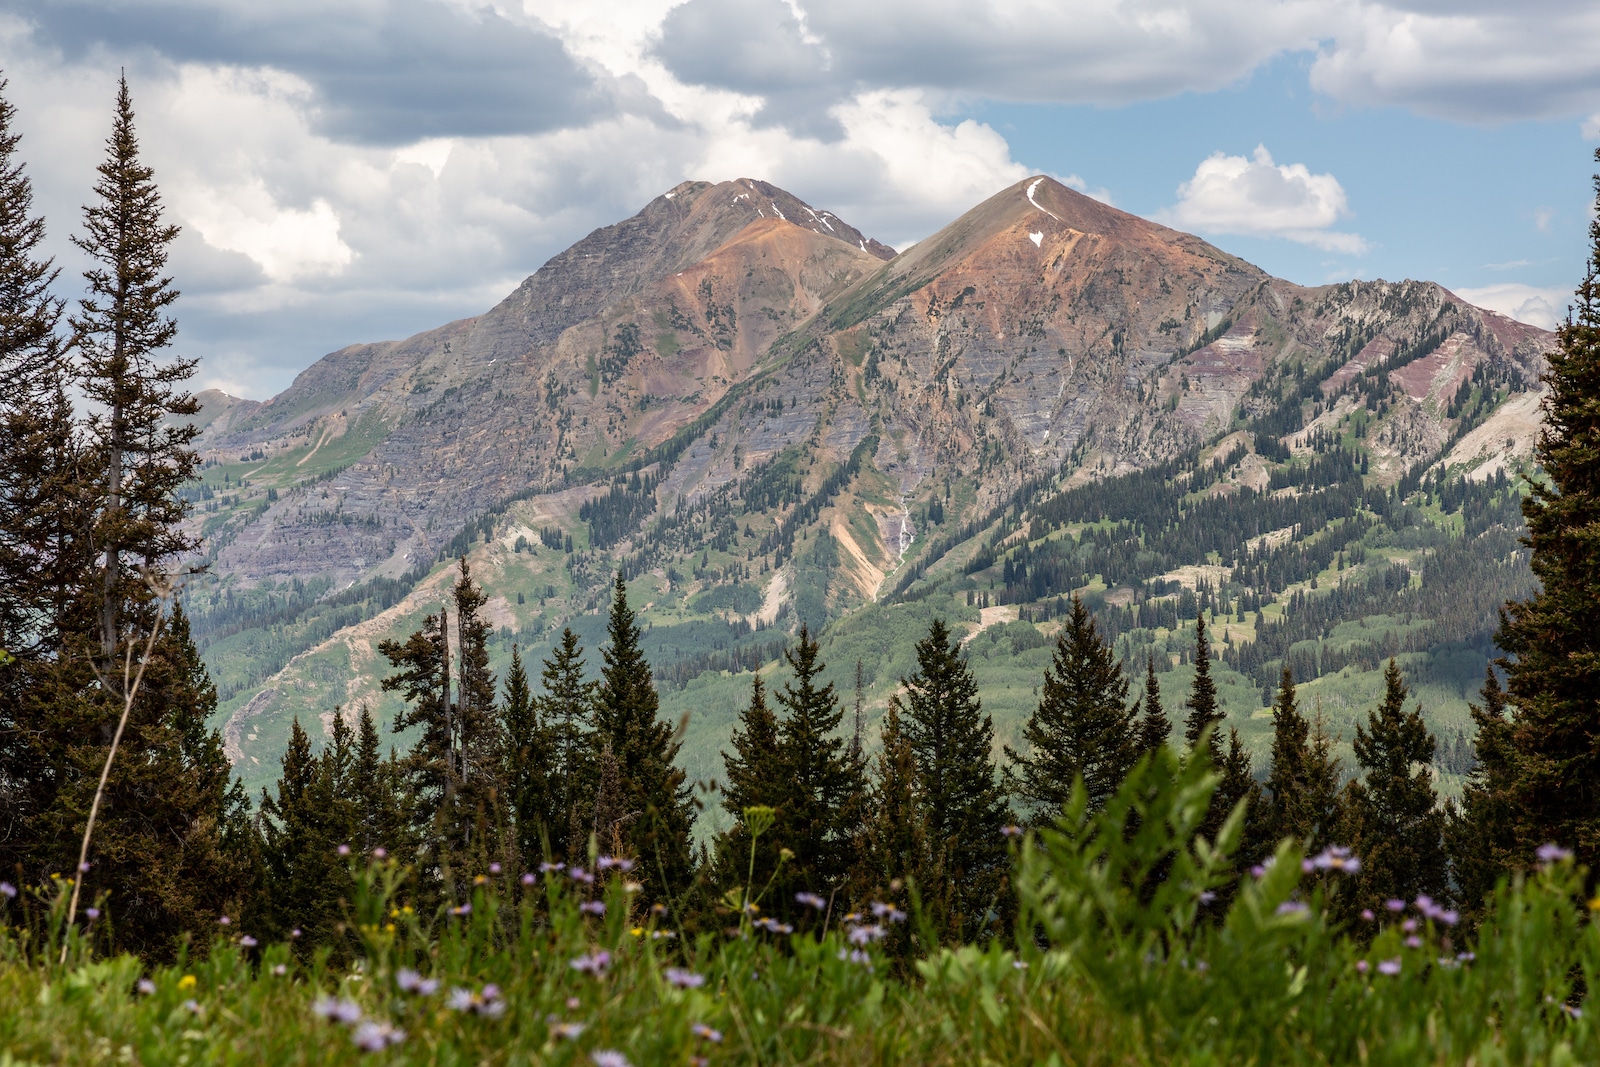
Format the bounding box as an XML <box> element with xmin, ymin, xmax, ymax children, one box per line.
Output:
<box><xmin>2</xmin><ymin>1</ymin><xmax>1597</xmax><ymax>398</ymax></box>
<box><xmin>985</xmin><ymin>53</ymin><xmax>1591</xmax><ymax>311</ymax></box>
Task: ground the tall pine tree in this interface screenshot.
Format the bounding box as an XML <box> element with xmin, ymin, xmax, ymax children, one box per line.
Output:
<box><xmin>713</xmin><ymin>674</ymin><xmax>786</xmax><ymax>899</ymax></box>
<box><xmin>1346</xmin><ymin>659</ymin><xmax>1449</xmax><ymax>910</ymax></box>
<box><xmin>538</xmin><ymin>628</ymin><xmax>597</xmax><ymax>860</ymax></box>
<box><xmin>1263</xmin><ymin>667</ymin><xmax>1313</xmax><ymax>846</ymax></box>
<box><xmin>771</xmin><ymin>627</ymin><xmax>866</xmax><ymax>907</ymax></box>
<box><xmin>1004</xmin><ymin>596</ymin><xmax>1136</xmax><ymax>817</ymax></box>
<box><xmin>898</xmin><ymin>619</ymin><xmax>1010</xmax><ymax>942</ymax></box>
<box><xmin>1136</xmin><ymin>657</ymin><xmax>1171</xmax><ymax>755</ymax></box>
<box><xmin>593</xmin><ymin>573</ymin><xmax>694</xmax><ymax>902</ymax></box>
<box><xmin>1449</xmin><ymin>667</ymin><xmax>1519</xmax><ymax>917</ymax></box>
<box><xmin>1183</xmin><ymin>614</ymin><xmax>1223</xmax><ymax>759</ymax></box>
<box><xmin>1499</xmin><ymin>150</ymin><xmax>1600</xmax><ymax>867</ymax></box>
<box><xmin>499</xmin><ymin>645</ymin><xmax>552</xmax><ymax>865</ymax></box>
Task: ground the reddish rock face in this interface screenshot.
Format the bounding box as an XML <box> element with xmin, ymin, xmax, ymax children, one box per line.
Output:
<box><xmin>190</xmin><ymin>175</ymin><xmax>1554</xmax><ymax>597</ymax></box>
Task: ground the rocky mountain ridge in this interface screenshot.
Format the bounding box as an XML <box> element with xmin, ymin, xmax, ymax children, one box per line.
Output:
<box><xmin>182</xmin><ymin>174</ymin><xmax>1556</xmax><ymax>792</ymax></box>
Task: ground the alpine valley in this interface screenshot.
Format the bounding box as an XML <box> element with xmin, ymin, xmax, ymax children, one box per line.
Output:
<box><xmin>183</xmin><ymin>175</ymin><xmax>1552</xmax><ymax>819</ymax></box>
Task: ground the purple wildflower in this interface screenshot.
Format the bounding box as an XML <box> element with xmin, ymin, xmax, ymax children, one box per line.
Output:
<box><xmin>1404</xmin><ymin>935</ymin><xmax>1423</xmax><ymax>949</ymax></box>
<box><xmin>0</xmin><ymin>882</ymin><xmax>14</xmax><ymax>899</ymax></box>
<box><xmin>313</xmin><ymin>996</ymin><xmax>364</xmax><ymax>1025</ymax></box>
<box><xmin>580</xmin><ymin>900</ymin><xmax>606</xmax><ymax>916</ymax></box>
<box><xmin>795</xmin><ymin>892</ymin><xmax>827</xmax><ymax>910</ymax></box>
<box><xmin>1275</xmin><ymin>901</ymin><xmax>1309</xmax><ymax>916</ymax></box>
<box><xmin>1001</xmin><ymin>825</ymin><xmax>1023</xmax><ymax>839</ymax></box>
<box><xmin>397</xmin><ymin>969</ymin><xmax>440</xmax><ymax>996</ymax></box>
<box><xmin>539</xmin><ymin>862</ymin><xmax>565</xmax><ymax>874</ymax></box>
<box><xmin>1458</xmin><ymin>951</ymin><xmax>1476</xmax><ymax>962</ymax></box>
<box><xmin>1360</xmin><ymin>909</ymin><xmax>1375</xmax><ymax>922</ymax></box>
<box><xmin>272</xmin><ymin>964</ymin><xmax>289</xmax><ymax>977</ymax></box>
<box><xmin>691</xmin><ymin>1023</ymin><xmax>723</xmax><ymax>1043</ymax></box>
<box><xmin>570</xmin><ymin>950</ymin><xmax>612</xmax><ymax>976</ymax></box>
<box><xmin>352</xmin><ymin>1022</ymin><xmax>406</xmax><ymax>1051</ymax></box>
<box><xmin>218</xmin><ymin>915</ymin><xmax>231</xmax><ymax>926</ymax></box>
<box><xmin>137</xmin><ymin>979</ymin><xmax>156</xmax><ymax>995</ymax></box>
<box><xmin>1538</xmin><ymin>843</ymin><xmax>1574</xmax><ymax>864</ymax></box>
<box><xmin>451</xmin><ymin>903</ymin><xmax>472</xmax><ymax>916</ymax></box>
<box><xmin>569</xmin><ymin>867</ymin><xmax>595</xmax><ymax>884</ymax></box>
<box><xmin>1563</xmin><ymin>1003</ymin><xmax>1583</xmax><ymax>1020</ymax></box>
<box><xmin>1377</xmin><ymin>958</ymin><xmax>1401</xmax><ymax>976</ymax></box>
<box><xmin>239</xmin><ymin>935</ymin><xmax>258</xmax><ymax>948</ymax></box>
<box><xmin>1198</xmin><ymin>891</ymin><xmax>1217</xmax><ymax>904</ymax></box>
<box><xmin>551</xmin><ymin>1021</ymin><xmax>585</xmax><ymax>1040</ymax></box>
<box><xmin>372</xmin><ymin>847</ymin><xmax>386</xmax><ymax>860</ymax></box>
<box><xmin>1356</xmin><ymin>960</ymin><xmax>1369</xmax><ymax>973</ymax></box>
<box><xmin>870</xmin><ymin>901</ymin><xmax>907</xmax><ymax>923</ymax></box>
<box><xmin>337</xmin><ymin>844</ymin><xmax>351</xmax><ymax>857</ymax></box>
<box><xmin>84</xmin><ymin>907</ymin><xmax>100</xmax><ymax>921</ymax></box>
<box><xmin>591</xmin><ymin>1051</ymin><xmax>631</xmax><ymax>1067</ymax></box>
<box><xmin>848</xmin><ymin>924</ymin><xmax>885</xmax><ymax>945</ymax></box>
<box><xmin>1250</xmin><ymin>865</ymin><xmax>1268</xmax><ymax>879</ymax></box>
<box><xmin>291</xmin><ymin>928</ymin><xmax>302</xmax><ymax>939</ymax></box>
<box><xmin>182</xmin><ymin>999</ymin><xmax>202</xmax><ymax>1015</ymax></box>
<box><xmin>521</xmin><ymin>872</ymin><xmax>537</xmax><ymax>886</ymax></box>
<box><xmin>1309</xmin><ymin>846</ymin><xmax>1360</xmax><ymax>873</ymax></box>
<box><xmin>1385</xmin><ymin>899</ymin><xmax>1406</xmax><ymax>912</ymax></box>
<box><xmin>665</xmin><ymin>967</ymin><xmax>705</xmax><ymax>989</ymax></box>
<box><xmin>446</xmin><ymin>986</ymin><xmax>504</xmax><ymax>1017</ymax></box>
<box><xmin>1401</xmin><ymin>919</ymin><xmax>1418</xmax><ymax>933</ymax></box>
<box><xmin>597</xmin><ymin>856</ymin><xmax>635</xmax><ymax>872</ymax></box>
<box><xmin>489</xmin><ymin>863</ymin><xmax>502</xmax><ymax>875</ymax></box>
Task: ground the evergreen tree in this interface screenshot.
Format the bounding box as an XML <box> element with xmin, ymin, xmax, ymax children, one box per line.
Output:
<box><xmin>0</xmin><ymin>73</ymin><xmax>71</xmax><ymax>659</ymax></box>
<box><xmin>1302</xmin><ymin>709</ymin><xmax>1345</xmax><ymax>850</ymax></box>
<box><xmin>898</xmin><ymin>619</ymin><xmax>1010</xmax><ymax>942</ymax></box>
<box><xmin>1136</xmin><ymin>656</ymin><xmax>1171</xmax><ymax>755</ymax></box>
<box><xmin>538</xmin><ymin>628</ymin><xmax>597</xmax><ymax>860</ymax></box>
<box><xmin>1449</xmin><ymin>666</ymin><xmax>1519</xmax><ymax>917</ymax></box>
<box><xmin>10</xmin><ymin>81</ymin><xmax>242</xmax><ymax>956</ymax></box>
<box><xmin>260</xmin><ymin>716</ymin><xmax>359</xmax><ymax>952</ymax></box>
<box><xmin>1183</xmin><ymin>614</ymin><xmax>1223</xmax><ymax>760</ymax></box>
<box><xmin>499</xmin><ymin>645</ymin><xmax>552</xmax><ymax>865</ymax></box>
<box><xmin>593</xmin><ymin>573</ymin><xmax>694</xmax><ymax>902</ymax></box>
<box><xmin>855</xmin><ymin>699</ymin><xmax>930</xmax><ymax>958</ymax></box>
<box><xmin>1004</xmin><ymin>596</ymin><xmax>1136</xmax><ymax>817</ymax></box>
<box><xmin>771</xmin><ymin>627</ymin><xmax>866</xmax><ymax>906</ymax></box>
<box><xmin>379</xmin><ymin>606</ymin><xmax>450</xmax><ymax>878</ymax></box>
<box><xmin>1499</xmin><ymin>151</ymin><xmax>1600</xmax><ymax>867</ymax></box>
<box><xmin>714</xmin><ymin>674</ymin><xmax>785</xmax><ymax>896</ymax></box>
<box><xmin>1346</xmin><ymin>659</ymin><xmax>1449</xmax><ymax>910</ymax></box>
<box><xmin>1263</xmin><ymin>667</ymin><xmax>1314</xmax><ymax>846</ymax></box>
<box><xmin>349</xmin><ymin>704</ymin><xmax>403</xmax><ymax>855</ymax></box>
<box><xmin>1217</xmin><ymin>726</ymin><xmax>1265</xmax><ymax>867</ymax></box>
<box><xmin>71</xmin><ymin>75</ymin><xmax>195</xmax><ymax>671</ymax></box>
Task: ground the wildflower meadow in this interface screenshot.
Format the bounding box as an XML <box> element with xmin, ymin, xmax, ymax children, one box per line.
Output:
<box><xmin>2</xmin><ymin>747</ymin><xmax>1597</xmax><ymax>1066</ymax></box>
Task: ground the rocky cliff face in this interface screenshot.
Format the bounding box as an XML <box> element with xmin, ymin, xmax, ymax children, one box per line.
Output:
<box><xmin>184</xmin><ymin>174</ymin><xmax>1555</xmax><ymax>789</ymax></box>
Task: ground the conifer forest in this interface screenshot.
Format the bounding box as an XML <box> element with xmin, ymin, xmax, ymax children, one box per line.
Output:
<box><xmin>5</xmin><ymin>77</ymin><xmax>1600</xmax><ymax>1065</ymax></box>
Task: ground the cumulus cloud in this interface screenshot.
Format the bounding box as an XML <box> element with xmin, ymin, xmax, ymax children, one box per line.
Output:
<box><xmin>1309</xmin><ymin>3</ymin><xmax>1600</xmax><ymax>125</ymax></box>
<box><xmin>3</xmin><ymin>0</ymin><xmax>1594</xmax><ymax>398</ymax></box>
<box><xmin>1452</xmin><ymin>283</ymin><xmax>1570</xmax><ymax>331</ymax></box>
<box><xmin>1160</xmin><ymin>146</ymin><xmax>1367</xmax><ymax>254</ymax></box>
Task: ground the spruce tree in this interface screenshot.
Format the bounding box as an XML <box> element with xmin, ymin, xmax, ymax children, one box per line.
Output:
<box><xmin>71</xmin><ymin>75</ymin><xmax>195</xmax><ymax>670</ymax></box>
<box><xmin>771</xmin><ymin>627</ymin><xmax>866</xmax><ymax>906</ymax></box>
<box><xmin>1449</xmin><ymin>667</ymin><xmax>1519</xmax><ymax>917</ymax></box>
<box><xmin>714</xmin><ymin>674</ymin><xmax>785</xmax><ymax>896</ymax></box>
<box><xmin>0</xmin><ymin>73</ymin><xmax>71</xmax><ymax>658</ymax></box>
<box><xmin>593</xmin><ymin>573</ymin><xmax>694</xmax><ymax>901</ymax></box>
<box><xmin>1263</xmin><ymin>667</ymin><xmax>1314</xmax><ymax>846</ymax></box>
<box><xmin>349</xmin><ymin>704</ymin><xmax>403</xmax><ymax>855</ymax></box>
<box><xmin>499</xmin><ymin>645</ymin><xmax>552</xmax><ymax>864</ymax></box>
<box><xmin>1136</xmin><ymin>656</ymin><xmax>1171</xmax><ymax>755</ymax></box>
<box><xmin>1346</xmin><ymin>659</ymin><xmax>1449</xmax><ymax>910</ymax></box>
<box><xmin>538</xmin><ymin>628</ymin><xmax>597</xmax><ymax>859</ymax></box>
<box><xmin>1302</xmin><ymin>709</ymin><xmax>1345</xmax><ymax>850</ymax></box>
<box><xmin>259</xmin><ymin>718</ymin><xmax>352</xmax><ymax>949</ymax></box>
<box><xmin>855</xmin><ymin>699</ymin><xmax>930</xmax><ymax>958</ymax></box>
<box><xmin>1499</xmin><ymin>150</ymin><xmax>1600</xmax><ymax>867</ymax></box>
<box><xmin>899</xmin><ymin>618</ymin><xmax>1010</xmax><ymax>941</ymax></box>
<box><xmin>1217</xmin><ymin>726</ymin><xmax>1265</xmax><ymax>867</ymax></box>
<box><xmin>1183</xmin><ymin>614</ymin><xmax>1223</xmax><ymax>760</ymax></box>
<box><xmin>1004</xmin><ymin>596</ymin><xmax>1136</xmax><ymax>817</ymax></box>
<box><xmin>379</xmin><ymin>607</ymin><xmax>451</xmax><ymax>876</ymax></box>
<box><xmin>22</xmin><ymin>80</ymin><xmax>242</xmax><ymax>955</ymax></box>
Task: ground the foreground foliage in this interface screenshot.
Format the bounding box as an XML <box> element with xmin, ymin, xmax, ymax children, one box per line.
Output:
<box><xmin>2</xmin><ymin>746</ymin><xmax>1596</xmax><ymax>1066</ymax></box>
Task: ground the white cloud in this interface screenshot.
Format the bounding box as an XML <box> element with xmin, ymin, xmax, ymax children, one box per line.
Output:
<box><xmin>1452</xmin><ymin>283</ymin><xmax>1569</xmax><ymax>331</ymax></box>
<box><xmin>1160</xmin><ymin>145</ymin><xmax>1367</xmax><ymax>254</ymax></box>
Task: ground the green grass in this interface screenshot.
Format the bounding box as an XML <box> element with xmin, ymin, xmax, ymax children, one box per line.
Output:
<box><xmin>3</xmin><ymin>751</ymin><xmax>1596</xmax><ymax>1066</ymax></box>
